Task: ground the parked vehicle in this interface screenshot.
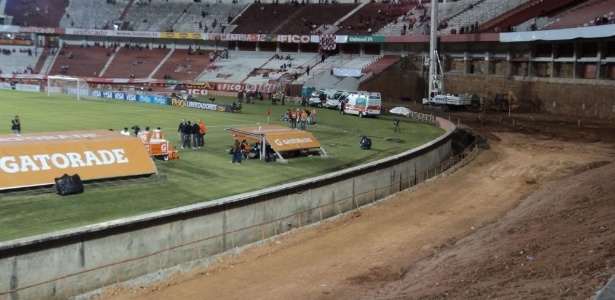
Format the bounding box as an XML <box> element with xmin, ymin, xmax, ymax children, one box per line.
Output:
<box><xmin>341</xmin><ymin>92</ymin><xmax>381</xmax><ymax>118</ymax></box>
<box><xmin>325</xmin><ymin>90</ymin><xmax>368</xmax><ymax>109</ymax></box>
<box><xmin>308</xmin><ymin>89</ymin><xmax>340</xmax><ymax>107</ymax></box>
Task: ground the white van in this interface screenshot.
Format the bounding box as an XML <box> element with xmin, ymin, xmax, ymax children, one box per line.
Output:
<box><xmin>341</xmin><ymin>92</ymin><xmax>381</xmax><ymax>117</ymax></box>
<box><xmin>308</xmin><ymin>89</ymin><xmax>340</xmax><ymax>107</ymax></box>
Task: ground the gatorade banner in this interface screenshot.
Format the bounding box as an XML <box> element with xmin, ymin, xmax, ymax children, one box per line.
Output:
<box><xmin>231</xmin><ymin>125</ymin><xmax>322</xmax><ymax>152</ymax></box>
<box><xmin>0</xmin><ymin>130</ymin><xmax>157</xmax><ymax>191</ymax></box>
<box><xmin>266</xmin><ymin>131</ymin><xmax>321</xmax><ymax>152</ymax></box>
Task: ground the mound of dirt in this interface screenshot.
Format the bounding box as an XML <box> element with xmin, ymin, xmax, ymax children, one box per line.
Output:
<box><xmin>361</xmin><ymin>161</ymin><xmax>615</xmax><ymax>299</ymax></box>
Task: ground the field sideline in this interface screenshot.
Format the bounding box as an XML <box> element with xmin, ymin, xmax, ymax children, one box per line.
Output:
<box><xmin>0</xmin><ymin>89</ymin><xmax>443</xmax><ymax>242</ymax></box>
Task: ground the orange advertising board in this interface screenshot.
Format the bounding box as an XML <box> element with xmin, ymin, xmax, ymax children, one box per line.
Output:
<box><xmin>266</xmin><ymin>131</ymin><xmax>321</xmax><ymax>152</ymax></box>
<box><xmin>0</xmin><ymin>130</ymin><xmax>157</xmax><ymax>191</ymax></box>
<box><xmin>231</xmin><ymin>125</ymin><xmax>322</xmax><ymax>152</ymax></box>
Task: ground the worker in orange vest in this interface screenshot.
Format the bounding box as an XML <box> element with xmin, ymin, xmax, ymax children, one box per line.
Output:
<box><xmin>300</xmin><ymin>109</ymin><xmax>308</xmax><ymax>130</ymax></box>
<box><xmin>290</xmin><ymin>109</ymin><xmax>297</xmax><ymax>129</ymax></box>
<box><xmin>198</xmin><ymin>119</ymin><xmax>207</xmax><ymax>147</ymax></box>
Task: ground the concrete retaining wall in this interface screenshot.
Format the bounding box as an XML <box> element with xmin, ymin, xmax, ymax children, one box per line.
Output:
<box><xmin>0</xmin><ymin>117</ymin><xmax>457</xmax><ymax>300</ymax></box>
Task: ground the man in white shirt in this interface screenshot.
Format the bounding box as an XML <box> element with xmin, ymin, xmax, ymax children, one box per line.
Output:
<box><xmin>120</xmin><ymin>127</ymin><xmax>130</xmax><ymax>136</ymax></box>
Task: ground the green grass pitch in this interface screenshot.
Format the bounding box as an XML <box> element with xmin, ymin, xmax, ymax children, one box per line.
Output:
<box><xmin>0</xmin><ymin>89</ymin><xmax>443</xmax><ymax>241</ymax></box>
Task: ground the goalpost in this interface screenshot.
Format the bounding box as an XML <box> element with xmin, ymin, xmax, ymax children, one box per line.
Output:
<box><xmin>47</xmin><ymin>75</ymin><xmax>90</xmax><ymax>100</ymax></box>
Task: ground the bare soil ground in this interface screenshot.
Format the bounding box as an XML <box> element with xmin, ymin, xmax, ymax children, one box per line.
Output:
<box><xmin>97</xmin><ymin>111</ymin><xmax>615</xmax><ymax>300</ymax></box>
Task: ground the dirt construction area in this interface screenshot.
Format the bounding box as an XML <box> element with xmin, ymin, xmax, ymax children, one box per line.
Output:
<box><xmin>98</xmin><ymin>111</ymin><xmax>615</xmax><ymax>300</ymax></box>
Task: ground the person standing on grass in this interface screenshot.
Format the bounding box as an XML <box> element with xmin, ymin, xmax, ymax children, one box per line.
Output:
<box><xmin>192</xmin><ymin>121</ymin><xmax>200</xmax><ymax>148</ymax></box>
<box><xmin>11</xmin><ymin>115</ymin><xmax>20</xmax><ymax>136</ymax></box>
<box><xmin>290</xmin><ymin>109</ymin><xmax>297</xmax><ymax>129</ymax></box>
<box><xmin>231</xmin><ymin>134</ymin><xmax>242</xmax><ymax>164</ymax></box>
<box><xmin>182</xmin><ymin>120</ymin><xmax>193</xmax><ymax>149</ymax></box>
<box><xmin>178</xmin><ymin>118</ymin><xmax>187</xmax><ymax>146</ymax></box>
<box><xmin>300</xmin><ymin>109</ymin><xmax>308</xmax><ymax>130</ymax></box>
<box><xmin>198</xmin><ymin>119</ymin><xmax>207</xmax><ymax>147</ymax></box>
<box><xmin>310</xmin><ymin>108</ymin><xmax>317</xmax><ymax>124</ymax></box>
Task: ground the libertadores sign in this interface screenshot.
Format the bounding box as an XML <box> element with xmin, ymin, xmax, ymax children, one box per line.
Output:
<box><xmin>0</xmin><ymin>130</ymin><xmax>157</xmax><ymax>191</ymax></box>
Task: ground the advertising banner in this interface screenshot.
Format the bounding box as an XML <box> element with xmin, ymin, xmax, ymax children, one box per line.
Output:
<box><xmin>64</xmin><ymin>28</ymin><xmax>160</xmax><ymax>38</ymax></box>
<box><xmin>0</xmin><ymin>82</ymin><xmax>12</xmax><ymax>90</ymax></box>
<box><xmin>0</xmin><ymin>25</ymin><xmax>19</xmax><ymax>33</ymax></box>
<box><xmin>231</xmin><ymin>125</ymin><xmax>323</xmax><ymax>153</ymax></box>
<box><xmin>160</xmin><ymin>32</ymin><xmax>203</xmax><ymax>40</ymax></box>
<box><xmin>18</xmin><ymin>26</ymin><xmax>65</xmax><ymax>34</ymax></box>
<box><xmin>347</xmin><ymin>36</ymin><xmax>386</xmax><ymax>43</ymax></box>
<box><xmin>205</xmin><ymin>33</ymin><xmax>267</xmax><ymax>42</ymax></box>
<box><xmin>266</xmin><ymin>131</ymin><xmax>322</xmax><ymax>152</ymax></box>
<box><xmin>90</xmin><ymin>90</ymin><xmax>139</xmax><ymax>101</ymax></box>
<box><xmin>276</xmin><ymin>35</ymin><xmax>313</xmax><ymax>43</ymax></box>
<box><xmin>0</xmin><ymin>130</ymin><xmax>157</xmax><ymax>191</ymax></box>
<box><xmin>0</xmin><ymin>38</ymin><xmax>33</xmax><ymax>45</ymax></box>
<box><xmin>185</xmin><ymin>99</ymin><xmax>231</xmax><ymax>112</ymax></box>
<box><xmin>15</xmin><ymin>84</ymin><xmax>41</xmax><ymax>92</ymax></box>
<box><xmin>138</xmin><ymin>94</ymin><xmax>169</xmax><ymax>105</ymax></box>
<box><xmin>333</xmin><ymin>68</ymin><xmax>362</xmax><ymax>77</ymax></box>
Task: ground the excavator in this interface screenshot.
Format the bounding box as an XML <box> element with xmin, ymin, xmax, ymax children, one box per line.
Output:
<box><xmin>482</xmin><ymin>90</ymin><xmax>520</xmax><ymax>112</ymax></box>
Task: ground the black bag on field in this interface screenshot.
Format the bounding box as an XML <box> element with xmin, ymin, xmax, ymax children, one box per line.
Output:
<box><xmin>360</xmin><ymin>136</ymin><xmax>372</xmax><ymax>150</ymax></box>
<box><xmin>55</xmin><ymin>174</ymin><xmax>84</xmax><ymax>196</ymax></box>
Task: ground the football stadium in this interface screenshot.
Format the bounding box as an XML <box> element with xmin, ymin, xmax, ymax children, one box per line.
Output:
<box><xmin>1</xmin><ymin>0</ymin><xmax>615</xmax><ymax>299</ymax></box>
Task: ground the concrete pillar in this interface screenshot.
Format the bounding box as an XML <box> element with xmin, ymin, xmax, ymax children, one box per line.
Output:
<box><xmin>596</xmin><ymin>41</ymin><xmax>603</xmax><ymax>79</ymax></box>
<box><xmin>463</xmin><ymin>51</ymin><xmax>469</xmax><ymax>74</ymax></box>
<box><xmin>573</xmin><ymin>41</ymin><xmax>579</xmax><ymax>79</ymax></box>
<box><xmin>527</xmin><ymin>48</ymin><xmax>533</xmax><ymax>77</ymax></box>
<box><xmin>506</xmin><ymin>51</ymin><xmax>512</xmax><ymax>77</ymax></box>
<box><xmin>484</xmin><ymin>51</ymin><xmax>491</xmax><ymax>75</ymax></box>
<box><xmin>549</xmin><ymin>42</ymin><xmax>556</xmax><ymax>78</ymax></box>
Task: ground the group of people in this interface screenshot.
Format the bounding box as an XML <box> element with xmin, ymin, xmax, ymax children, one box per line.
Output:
<box><xmin>230</xmin><ymin>136</ymin><xmax>275</xmax><ymax>164</ymax></box>
<box><xmin>237</xmin><ymin>89</ymin><xmax>264</xmax><ymax>104</ymax></box>
<box><xmin>284</xmin><ymin>108</ymin><xmax>316</xmax><ymax>130</ymax></box>
<box><xmin>178</xmin><ymin>118</ymin><xmax>208</xmax><ymax>149</ymax></box>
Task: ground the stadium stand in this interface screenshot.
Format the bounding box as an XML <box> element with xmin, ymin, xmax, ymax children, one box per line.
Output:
<box><xmin>478</xmin><ymin>0</ymin><xmax>580</xmax><ymax>33</ymax></box>
<box><xmin>151</xmin><ymin>47</ymin><xmax>211</xmax><ymax>81</ymax></box>
<box><xmin>438</xmin><ymin>0</ymin><xmax>531</xmax><ymax>34</ymax></box>
<box><xmin>122</xmin><ymin>0</ymin><xmax>190</xmax><ymax>32</ymax></box>
<box><xmin>0</xmin><ymin>45</ymin><xmax>40</xmax><ymax>75</ymax></box>
<box><xmin>231</xmin><ymin>3</ymin><xmax>297</xmax><ymax>34</ymax></box>
<box><xmin>361</xmin><ymin>55</ymin><xmax>401</xmax><ymax>75</ymax></box>
<box><xmin>59</xmin><ymin>0</ymin><xmax>128</xmax><ymax>29</ymax></box>
<box><xmin>4</xmin><ymin>0</ymin><xmax>68</xmax><ymax>27</ymax></box>
<box><xmin>543</xmin><ymin>0</ymin><xmax>615</xmax><ymax>30</ymax></box>
<box><xmin>172</xmin><ymin>3</ymin><xmax>246</xmax><ymax>33</ymax></box>
<box><xmin>102</xmin><ymin>46</ymin><xmax>171</xmax><ymax>79</ymax></box>
<box><xmin>49</xmin><ymin>44</ymin><xmax>109</xmax><ymax>77</ymax></box>
<box><xmin>197</xmin><ymin>51</ymin><xmax>274</xmax><ymax>83</ymax></box>
<box><xmin>273</xmin><ymin>3</ymin><xmax>360</xmax><ymax>35</ymax></box>
<box><xmin>336</xmin><ymin>1</ymin><xmax>416</xmax><ymax>35</ymax></box>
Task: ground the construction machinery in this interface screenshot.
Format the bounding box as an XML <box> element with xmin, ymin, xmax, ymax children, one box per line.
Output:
<box><xmin>482</xmin><ymin>90</ymin><xmax>520</xmax><ymax>112</ymax></box>
<box><xmin>422</xmin><ymin>0</ymin><xmax>472</xmax><ymax>111</ymax></box>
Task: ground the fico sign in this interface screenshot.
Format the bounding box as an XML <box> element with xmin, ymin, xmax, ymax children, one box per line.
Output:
<box><xmin>216</xmin><ymin>83</ymin><xmax>244</xmax><ymax>92</ymax></box>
